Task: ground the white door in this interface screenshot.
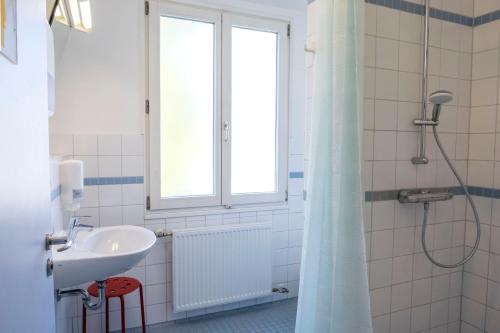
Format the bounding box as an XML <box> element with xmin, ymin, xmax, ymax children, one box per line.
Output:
<box><xmin>0</xmin><ymin>1</ymin><xmax>56</xmax><ymax>332</ymax></box>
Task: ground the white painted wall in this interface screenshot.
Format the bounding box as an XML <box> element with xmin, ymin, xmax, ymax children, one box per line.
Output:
<box><xmin>0</xmin><ymin>1</ymin><xmax>55</xmax><ymax>332</ymax></box>
<box><xmin>50</xmin><ymin>0</ymin><xmax>146</xmax><ymax>134</ymax></box>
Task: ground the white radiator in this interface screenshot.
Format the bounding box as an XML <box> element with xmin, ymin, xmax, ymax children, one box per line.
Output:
<box><xmin>172</xmin><ymin>223</ymin><xmax>272</xmax><ymax>312</ymax></box>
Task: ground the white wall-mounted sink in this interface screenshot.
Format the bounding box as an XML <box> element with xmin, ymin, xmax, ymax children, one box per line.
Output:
<box><xmin>52</xmin><ymin>225</ymin><xmax>156</xmax><ymax>289</ymax></box>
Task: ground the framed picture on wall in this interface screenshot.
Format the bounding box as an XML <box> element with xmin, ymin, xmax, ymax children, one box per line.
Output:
<box><xmin>1</xmin><ymin>0</ymin><xmax>17</xmax><ymax>63</ymax></box>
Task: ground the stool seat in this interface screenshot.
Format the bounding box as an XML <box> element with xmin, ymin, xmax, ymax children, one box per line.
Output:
<box><xmin>83</xmin><ymin>276</ymin><xmax>146</xmax><ymax>333</ymax></box>
<box><xmin>88</xmin><ymin>277</ymin><xmax>141</xmax><ymax>298</ymax></box>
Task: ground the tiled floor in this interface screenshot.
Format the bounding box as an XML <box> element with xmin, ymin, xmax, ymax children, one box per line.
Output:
<box><xmin>123</xmin><ymin>298</ymin><xmax>297</xmax><ymax>333</ymax></box>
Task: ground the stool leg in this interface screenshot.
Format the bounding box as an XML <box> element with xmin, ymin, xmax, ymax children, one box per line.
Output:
<box><xmin>105</xmin><ymin>297</ymin><xmax>110</xmax><ymax>333</ymax></box>
<box><xmin>120</xmin><ymin>296</ymin><xmax>126</xmax><ymax>333</ymax></box>
<box><xmin>82</xmin><ymin>305</ymin><xmax>87</xmax><ymax>333</ymax></box>
<box><xmin>139</xmin><ymin>284</ymin><xmax>146</xmax><ymax>333</ymax></box>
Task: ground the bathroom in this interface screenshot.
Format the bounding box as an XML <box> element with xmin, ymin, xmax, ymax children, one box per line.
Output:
<box><xmin>1</xmin><ymin>0</ymin><xmax>500</xmax><ymax>332</ymax></box>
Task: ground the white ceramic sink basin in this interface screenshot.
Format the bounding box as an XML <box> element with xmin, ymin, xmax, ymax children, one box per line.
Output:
<box><xmin>52</xmin><ymin>225</ymin><xmax>156</xmax><ymax>289</ymax></box>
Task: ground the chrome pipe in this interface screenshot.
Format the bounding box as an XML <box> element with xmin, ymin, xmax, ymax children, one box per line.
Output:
<box><xmin>155</xmin><ymin>230</ymin><xmax>173</xmax><ymax>238</ymax></box>
<box><xmin>412</xmin><ymin>0</ymin><xmax>430</xmax><ymax>165</ymax></box>
<box><xmin>272</xmin><ymin>287</ymin><xmax>289</xmax><ymax>293</ymax></box>
<box><xmin>398</xmin><ymin>189</ymin><xmax>453</xmax><ymax>204</ymax></box>
<box><xmin>414</xmin><ymin>119</ymin><xmax>439</xmax><ymax>126</ymax></box>
<box><xmin>57</xmin><ymin>280</ymin><xmax>106</xmax><ymax>310</ymax></box>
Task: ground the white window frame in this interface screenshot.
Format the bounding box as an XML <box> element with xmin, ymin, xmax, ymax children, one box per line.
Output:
<box><xmin>147</xmin><ymin>1</ymin><xmax>289</xmax><ymax>211</ymax></box>
<box><xmin>221</xmin><ymin>13</ymin><xmax>289</xmax><ymax>206</ymax></box>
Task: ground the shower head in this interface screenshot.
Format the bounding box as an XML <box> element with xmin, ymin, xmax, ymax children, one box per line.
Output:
<box><xmin>429</xmin><ymin>90</ymin><xmax>454</xmax><ymax>122</ymax></box>
<box><xmin>429</xmin><ymin>90</ymin><xmax>454</xmax><ymax>104</ymax></box>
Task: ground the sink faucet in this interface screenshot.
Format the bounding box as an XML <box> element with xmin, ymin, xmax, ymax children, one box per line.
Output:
<box><xmin>46</xmin><ymin>216</ymin><xmax>93</xmax><ymax>252</ymax></box>
<box><xmin>58</xmin><ymin>217</ymin><xmax>93</xmax><ymax>252</ymax></box>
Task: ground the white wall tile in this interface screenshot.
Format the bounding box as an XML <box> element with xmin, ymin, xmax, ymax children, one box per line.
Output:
<box><xmin>394</xmin><ymin>228</ymin><xmax>415</xmax><ymax>256</ymax></box>
<box><xmin>371</xmin><ymin>287</ymin><xmax>392</xmax><ymax>316</ymax></box>
<box><xmin>373</xmin><ymin>314</ymin><xmax>390</xmax><ymax>333</ymax></box>
<box><xmin>374</xmin><ymin>131</ymin><xmax>397</xmax><ymax>160</ymax></box>
<box><xmin>365</xmin><ymin>35</ymin><xmax>376</xmax><ymax>68</ymax></box>
<box><xmin>122</xmin><ymin>184</ymin><xmax>144</xmax><ymax>205</ymax></box>
<box><xmin>391</xmin><ymin>282</ymin><xmax>412</xmax><ymax>312</ymax></box>
<box><xmin>99</xmin><ymin>185</ymin><xmax>122</xmax><ymax>207</ymax></box>
<box><xmin>474</xmin><ymin>0</ymin><xmax>500</xmax><ymax>17</ymax></box>
<box><xmin>471</xmin><ymin>77</ymin><xmax>499</xmax><ymax>107</ymax></box>
<box><xmin>390</xmin><ymin>309</ymin><xmax>411</xmax><ymax>333</ymax></box>
<box><xmin>470</xmin><ymin>106</ymin><xmax>497</xmax><ymax>133</ymax></box>
<box><xmin>430</xmin><ymin>300</ymin><xmax>449</xmax><ymax>328</ymax></box>
<box><xmin>99</xmin><ymin>206</ymin><xmax>123</xmax><ymax>227</ymax></box>
<box><xmin>399</xmin><ymin>42</ymin><xmax>421</xmax><ymax>73</ymax></box>
<box><xmin>98</xmin><ymin>156</ymin><xmax>122</xmax><ymax>177</ymax></box>
<box><xmin>376</xmin><ymin>38</ymin><xmax>399</xmax><ymax>70</ymax></box>
<box><xmin>122</xmin><ymin>155</ymin><xmax>144</xmax><ymax>177</ymax></box>
<box><xmin>468</xmin><ymin>161</ymin><xmax>494</xmax><ymax>187</ymax></box>
<box><xmin>399</xmin><ymin>11</ymin><xmax>422</xmax><ymax>44</ymax></box>
<box><xmin>375</xmin><ymin>100</ymin><xmax>398</xmax><ymax>130</ymax></box>
<box><xmin>74</xmin><ymin>135</ymin><xmax>97</xmax><ymax>155</ymax></box>
<box><xmin>411</xmin><ymin>304</ymin><xmax>430</xmax><ymax>332</ymax></box>
<box><xmin>373</xmin><ymin>161</ymin><xmax>396</xmax><ymax>190</ymax></box>
<box><xmin>396</xmin><ymin>132</ymin><xmax>418</xmax><ymax>161</ymax></box>
<box><xmin>486</xmin><ymin>306</ymin><xmax>500</xmax><ymax>332</ymax></box>
<box><xmin>472</xmin><ymin>49</ymin><xmax>500</xmax><ymax>80</ymax></box>
<box><xmin>372</xmin><ymin>201</ymin><xmax>395</xmax><ymax>231</ymax></box>
<box><xmin>463</xmin><ymin>272</ymin><xmax>487</xmax><ymax>304</ymax></box>
<box><xmin>371</xmin><ymin>230</ymin><xmax>394</xmax><ymax>260</ymax></box>
<box><xmin>123</xmin><ymin>205</ymin><xmax>144</xmax><ymax>226</ymax></box>
<box><xmin>365</xmin><ymin>67</ymin><xmax>376</xmax><ymax>98</ymax></box>
<box><xmin>376</xmin><ymin>69</ymin><xmax>398</xmax><ymax>100</ymax></box>
<box><xmin>441</xmin><ymin>50</ymin><xmax>460</xmax><ymax>79</ymax></box>
<box><xmin>398</xmin><ymin>72</ymin><xmax>421</xmax><ymax>102</ymax></box>
<box><xmin>365</xmin><ymin>4</ymin><xmax>377</xmax><ymax>36</ymax></box>
<box><xmin>376</xmin><ymin>7</ymin><xmax>399</xmax><ymax>40</ymax></box>
<box><xmin>441</xmin><ymin>22</ymin><xmax>461</xmax><ymax>51</ymax></box>
<box><xmin>122</xmin><ymin>134</ymin><xmax>144</xmax><ymax>156</ymax></box>
<box><xmin>370</xmin><ymin>258</ymin><xmax>393</xmax><ymax>289</ymax></box>
<box><xmin>462</xmin><ymin>297</ymin><xmax>486</xmax><ymax>329</ymax></box>
<box><xmin>392</xmin><ymin>255</ymin><xmax>413</xmax><ymax>284</ymax></box>
<box><xmin>397</xmin><ymin>102</ymin><xmax>420</xmax><ymax>132</ymax></box>
<box><xmin>412</xmin><ymin>277</ymin><xmax>431</xmax><ymax>306</ymax></box>
<box><xmin>98</xmin><ymin>135</ymin><xmax>122</xmax><ymax>155</ymax></box>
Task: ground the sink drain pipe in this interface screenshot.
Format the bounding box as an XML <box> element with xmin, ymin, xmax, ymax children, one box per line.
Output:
<box><xmin>57</xmin><ymin>280</ymin><xmax>106</xmax><ymax>310</ymax></box>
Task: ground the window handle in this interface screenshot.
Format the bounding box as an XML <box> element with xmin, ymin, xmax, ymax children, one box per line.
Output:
<box><xmin>223</xmin><ymin>121</ymin><xmax>230</xmax><ymax>142</ymax></box>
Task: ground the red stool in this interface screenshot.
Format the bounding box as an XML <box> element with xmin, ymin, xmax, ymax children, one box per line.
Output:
<box><xmin>82</xmin><ymin>277</ymin><xmax>146</xmax><ymax>333</ymax></box>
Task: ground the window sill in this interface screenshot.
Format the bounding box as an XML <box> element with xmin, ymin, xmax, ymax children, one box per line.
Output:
<box><xmin>145</xmin><ymin>202</ymin><xmax>289</xmax><ymax>220</ymax></box>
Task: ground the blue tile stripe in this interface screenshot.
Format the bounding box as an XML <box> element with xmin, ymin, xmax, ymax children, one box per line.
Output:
<box><xmin>50</xmin><ymin>177</ymin><xmax>143</xmax><ymax>201</ymax></box>
<box><xmin>50</xmin><ymin>185</ymin><xmax>61</xmax><ymax>202</ymax></box>
<box><xmin>301</xmin><ymin>186</ymin><xmax>500</xmax><ymax>202</ymax></box>
<box><xmin>83</xmin><ymin>176</ymin><xmax>144</xmax><ymax>186</ymax></box>
<box><xmin>289</xmin><ymin>171</ymin><xmax>304</xmax><ymax>179</ymax></box>
<box><xmin>308</xmin><ymin>0</ymin><xmax>499</xmax><ymax>27</ymax></box>
<box><xmin>363</xmin><ymin>186</ymin><xmax>500</xmax><ymax>202</ymax></box>
<box><xmin>366</xmin><ymin>0</ymin><xmax>474</xmax><ymax>26</ymax></box>
<box><xmin>474</xmin><ymin>10</ymin><xmax>500</xmax><ymax>26</ymax></box>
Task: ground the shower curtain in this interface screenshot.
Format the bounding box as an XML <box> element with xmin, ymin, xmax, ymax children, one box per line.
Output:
<box><xmin>295</xmin><ymin>0</ymin><xmax>372</xmax><ymax>332</ymax></box>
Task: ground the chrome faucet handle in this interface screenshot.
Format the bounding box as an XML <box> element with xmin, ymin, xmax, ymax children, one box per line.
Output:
<box><xmin>76</xmin><ymin>224</ymin><xmax>94</xmax><ymax>229</ymax></box>
<box><xmin>57</xmin><ymin>240</ymin><xmax>73</xmax><ymax>252</ymax></box>
<box><xmin>69</xmin><ymin>216</ymin><xmax>80</xmax><ymax>227</ymax></box>
<box><xmin>70</xmin><ymin>216</ymin><xmax>92</xmax><ymax>227</ymax></box>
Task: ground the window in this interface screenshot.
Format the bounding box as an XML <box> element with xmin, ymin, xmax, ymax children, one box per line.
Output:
<box><xmin>148</xmin><ymin>2</ymin><xmax>289</xmax><ymax>210</ymax></box>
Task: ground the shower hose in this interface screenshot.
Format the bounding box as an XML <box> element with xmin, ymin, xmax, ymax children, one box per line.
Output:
<box><xmin>421</xmin><ymin>127</ymin><xmax>481</xmax><ymax>268</ymax></box>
